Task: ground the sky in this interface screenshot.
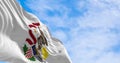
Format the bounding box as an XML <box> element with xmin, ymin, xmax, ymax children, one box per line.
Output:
<box><xmin>1</xmin><ymin>0</ymin><xmax>120</xmax><ymax>63</ymax></box>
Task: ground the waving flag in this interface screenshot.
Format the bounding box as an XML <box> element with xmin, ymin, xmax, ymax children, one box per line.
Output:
<box><xmin>0</xmin><ymin>0</ymin><xmax>72</xmax><ymax>63</ymax></box>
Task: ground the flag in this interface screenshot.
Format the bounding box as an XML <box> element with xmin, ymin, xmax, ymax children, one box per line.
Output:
<box><xmin>0</xmin><ymin>0</ymin><xmax>72</xmax><ymax>63</ymax></box>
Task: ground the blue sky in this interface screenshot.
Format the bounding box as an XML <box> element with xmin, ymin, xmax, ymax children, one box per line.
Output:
<box><xmin>1</xmin><ymin>0</ymin><xmax>120</xmax><ymax>63</ymax></box>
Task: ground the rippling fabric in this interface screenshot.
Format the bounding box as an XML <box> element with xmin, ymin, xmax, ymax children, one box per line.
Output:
<box><xmin>0</xmin><ymin>0</ymin><xmax>72</xmax><ymax>63</ymax></box>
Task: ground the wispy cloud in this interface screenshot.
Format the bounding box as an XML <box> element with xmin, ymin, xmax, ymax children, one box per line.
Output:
<box><xmin>18</xmin><ymin>0</ymin><xmax>120</xmax><ymax>63</ymax></box>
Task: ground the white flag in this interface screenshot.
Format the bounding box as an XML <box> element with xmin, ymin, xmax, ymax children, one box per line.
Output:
<box><xmin>0</xmin><ymin>0</ymin><xmax>72</xmax><ymax>63</ymax></box>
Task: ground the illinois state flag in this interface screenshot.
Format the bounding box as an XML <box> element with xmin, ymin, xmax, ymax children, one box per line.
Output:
<box><xmin>0</xmin><ymin>0</ymin><xmax>72</xmax><ymax>63</ymax></box>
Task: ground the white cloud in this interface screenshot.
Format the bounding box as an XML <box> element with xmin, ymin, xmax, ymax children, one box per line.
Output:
<box><xmin>67</xmin><ymin>0</ymin><xmax>120</xmax><ymax>63</ymax></box>
<box><xmin>78</xmin><ymin>10</ymin><xmax>120</xmax><ymax>28</ymax></box>
<box><xmin>95</xmin><ymin>52</ymin><xmax>120</xmax><ymax>63</ymax></box>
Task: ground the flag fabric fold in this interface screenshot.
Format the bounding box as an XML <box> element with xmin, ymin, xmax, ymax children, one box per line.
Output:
<box><xmin>0</xmin><ymin>0</ymin><xmax>72</xmax><ymax>63</ymax></box>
